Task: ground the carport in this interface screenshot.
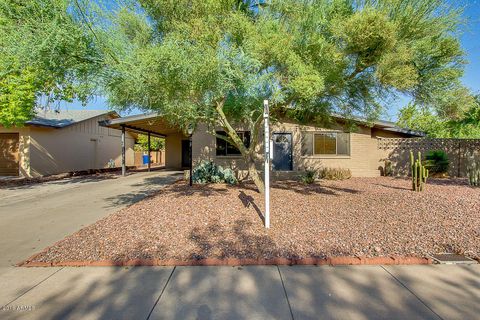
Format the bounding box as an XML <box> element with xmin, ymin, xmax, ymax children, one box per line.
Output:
<box><xmin>100</xmin><ymin>113</ymin><xmax>189</xmax><ymax>175</ymax></box>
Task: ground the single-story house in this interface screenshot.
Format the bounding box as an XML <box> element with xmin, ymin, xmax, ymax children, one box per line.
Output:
<box><xmin>0</xmin><ymin>110</ymin><xmax>135</xmax><ymax>177</ymax></box>
<box><xmin>101</xmin><ymin>113</ymin><xmax>424</xmax><ymax>178</ymax></box>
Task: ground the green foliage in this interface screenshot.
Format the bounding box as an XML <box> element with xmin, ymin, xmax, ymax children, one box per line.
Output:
<box><xmin>397</xmin><ymin>96</ymin><xmax>480</xmax><ymax>138</ymax></box>
<box><xmin>92</xmin><ymin>0</ymin><xmax>468</xmax><ymax>192</ymax></box>
<box><xmin>0</xmin><ymin>69</ymin><xmax>36</xmax><ymax>126</ymax></box>
<box><xmin>318</xmin><ymin>167</ymin><xmax>352</xmax><ymax>181</ymax></box>
<box><xmin>301</xmin><ymin>169</ymin><xmax>317</xmax><ymax>184</ymax></box>
<box><xmin>424</xmin><ymin>150</ymin><xmax>450</xmax><ymax>175</ymax></box>
<box><xmin>0</xmin><ymin>0</ymin><xmax>102</xmax><ymax>127</ymax></box>
<box><xmin>410</xmin><ymin>151</ymin><xmax>429</xmax><ymax>192</ymax></box>
<box><xmin>100</xmin><ymin>0</ymin><xmax>467</xmax><ymax>130</ymax></box>
<box><xmin>134</xmin><ymin>134</ymin><xmax>164</xmax><ymax>152</ymax></box>
<box><xmin>397</xmin><ymin>104</ymin><xmax>447</xmax><ymax>137</ymax></box>
<box><xmin>192</xmin><ymin>161</ymin><xmax>238</xmax><ymax>185</ymax></box>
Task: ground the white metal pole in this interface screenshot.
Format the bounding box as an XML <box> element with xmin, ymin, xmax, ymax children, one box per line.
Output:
<box><xmin>264</xmin><ymin>100</ymin><xmax>270</xmax><ymax>228</ymax></box>
<box><xmin>121</xmin><ymin>125</ymin><xmax>126</xmax><ymax>176</ymax></box>
<box><xmin>147</xmin><ymin>132</ymin><xmax>151</xmax><ymax>172</ymax></box>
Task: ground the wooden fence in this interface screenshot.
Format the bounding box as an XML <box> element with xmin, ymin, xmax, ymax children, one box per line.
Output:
<box><xmin>377</xmin><ymin>138</ymin><xmax>480</xmax><ymax>177</ymax></box>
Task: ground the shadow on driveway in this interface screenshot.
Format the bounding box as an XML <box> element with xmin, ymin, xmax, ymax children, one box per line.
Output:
<box><xmin>103</xmin><ymin>172</ymin><xmax>183</xmax><ymax>208</ymax></box>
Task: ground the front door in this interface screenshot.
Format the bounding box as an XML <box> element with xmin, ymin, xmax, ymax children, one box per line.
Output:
<box><xmin>272</xmin><ymin>133</ymin><xmax>292</xmax><ymax>171</ymax></box>
<box><xmin>181</xmin><ymin>139</ymin><xmax>191</xmax><ymax>168</ymax></box>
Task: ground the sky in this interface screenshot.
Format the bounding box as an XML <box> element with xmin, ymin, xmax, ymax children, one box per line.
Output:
<box><xmin>458</xmin><ymin>1</ymin><xmax>480</xmax><ymax>95</ymax></box>
<box><xmin>63</xmin><ymin>0</ymin><xmax>480</xmax><ymax>121</ymax></box>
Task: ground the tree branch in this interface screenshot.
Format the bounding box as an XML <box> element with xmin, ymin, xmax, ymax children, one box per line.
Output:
<box><xmin>250</xmin><ymin>112</ymin><xmax>264</xmax><ymax>151</ymax></box>
<box><xmin>346</xmin><ymin>65</ymin><xmax>365</xmax><ymax>81</ymax></box>
<box><xmin>73</xmin><ymin>0</ymin><xmax>119</xmax><ymax>65</ymax></box>
<box><xmin>215</xmin><ymin>98</ymin><xmax>249</xmax><ymax>155</ymax></box>
<box><xmin>215</xmin><ymin>132</ymin><xmax>235</xmax><ymax>145</ymax></box>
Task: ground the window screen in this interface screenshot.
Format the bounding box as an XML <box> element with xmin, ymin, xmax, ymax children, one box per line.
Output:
<box><xmin>314</xmin><ymin>133</ymin><xmax>337</xmax><ymax>155</ymax></box>
<box><xmin>312</xmin><ymin>132</ymin><xmax>350</xmax><ymax>156</ymax></box>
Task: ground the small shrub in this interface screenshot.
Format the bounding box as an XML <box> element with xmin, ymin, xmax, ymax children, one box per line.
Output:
<box><xmin>301</xmin><ymin>169</ymin><xmax>317</xmax><ymax>184</ymax></box>
<box><xmin>468</xmin><ymin>167</ymin><xmax>480</xmax><ymax>187</ymax></box>
<box><xmin>318</xmin><ymin>167</ymin><xmax>352</xmax><ymax>180</ymax></box>
<box><xmin>221</xmin><ymin>167</ymin><xmax>238</xmax><ymax>185</ymax></box>
<box><xmin>192</xmin><ymin>161</ymin><xmax>238</xmax><ymax>184</ymax></box>
<box><xmin>107</xmin><ymin>159</ymin><xmax>115</xmax><ymax>168</ymax></box>
<box><xmin>423</xmin><ymin>150</ymin><xmax>449</xmax><ymax>175</ymax></box>
<box><xmin>467</xmin><ymin>153</ymin><xmax>480</xmax><ymax>187</ymax></box>
<box><xmin>384</xmin><ymin>160</ymin><xmax>393</xmax><ymax>176</ymax></box>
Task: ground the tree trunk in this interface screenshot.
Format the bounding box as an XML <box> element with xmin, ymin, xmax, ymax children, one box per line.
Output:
<box><xmin>215</xmin><ymin>99</ymin><xmax>265</xmax><ymax>193</ymax></box>
<box><xmin>246</xmin><ymin>153</ymin><xmax>265</xmax><ymax>194</ymax></box>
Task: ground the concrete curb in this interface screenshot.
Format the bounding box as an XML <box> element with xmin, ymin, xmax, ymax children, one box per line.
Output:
<box><xmin>18</xmin><ymin>256</ymin><xmax>432</xmax><ymax>267</ymax></box>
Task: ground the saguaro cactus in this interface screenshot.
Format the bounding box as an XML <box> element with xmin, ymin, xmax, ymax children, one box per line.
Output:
<box><xmin>410</xmin><ymin>151</ymin><xmax>429</xmax><ymax>192</ymax></box>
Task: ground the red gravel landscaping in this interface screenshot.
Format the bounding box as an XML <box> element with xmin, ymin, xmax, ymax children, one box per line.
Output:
<box><xmin>26</xmin><ymin>177</ymin><xmax>480</xmax><ymax>264</ymax></box>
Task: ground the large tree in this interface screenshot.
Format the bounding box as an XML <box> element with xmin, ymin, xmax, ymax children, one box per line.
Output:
<box><xmin>98</xmin><ymin>0</ymin><xmax>467</xmax><ymax>192</ymax></box>
<box><xmin>0</xmin><ymin>0</ymin><xmax>102</xmax><ymax>127</ymax></box>
<box><xmin>2</xmin><ymin>0</ymin><xmax>469</xmax><ymax>192</ymax></box>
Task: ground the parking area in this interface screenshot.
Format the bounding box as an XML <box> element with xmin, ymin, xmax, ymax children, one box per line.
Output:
<box><xmin>0</xmin><ymin>170</ymin><xmax>182</xmax><ymax>270</ymax></box>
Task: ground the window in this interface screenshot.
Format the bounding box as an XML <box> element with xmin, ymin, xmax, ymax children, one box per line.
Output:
<box><xmin>216</xmin><ymin>131</ymin><xmax>250</xmax><ymax>156</ymax></box>
<box><xmin>313</xmin><ymin>132</ymin><xmax>350</xmax><ymax>156</ymax></box>
<box><xmin>314</xmin><ymin>133</ymin><xmax>336</xmax><ymax>154</ymax></box>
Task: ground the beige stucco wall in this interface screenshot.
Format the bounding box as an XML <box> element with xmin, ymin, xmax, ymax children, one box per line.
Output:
<box><xmin>165</xmin><ymin>132</ymin><xmax>188</xmax><ymax>169</ymax></box>
<box><xmin>192</xmin><ymin>123</ymin><xmax>260</xmax><ymax>174</ymax></box>
<box><xmin>2</xmin><ymin>114</ymin><xmax>135</xmax><ymax>177</ymax></box>
<box><xmin>192</xmin><ymin>121</ymin><xmax>407</xmax><ymax>178</ymax></box>
<box><xmin>0</xmin><ymin>126</ymin><xmax>31</xmax><ymax>176</ymax></box>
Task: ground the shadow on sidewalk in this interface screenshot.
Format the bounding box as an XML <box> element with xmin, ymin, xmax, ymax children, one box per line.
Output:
<box><xmin>6</xmin><ymin>263</ymin><xmax>479</xmax><ymax>319</ymax></box>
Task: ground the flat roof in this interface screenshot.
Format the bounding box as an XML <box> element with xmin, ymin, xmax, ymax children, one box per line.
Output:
<box><xmin>99</xmin><ymin>113</ymin><xmax>183</xmax><ymax>137</ymax></box>
<box><xmin>369</xmin><ymin>120</ymin><xmax>425</xmax><ymax>137</ymax></box>
<box><xmin>100</xmin><ymin>112</ymin><xmax>425</xmax><ymax>138</ymax></box>
<box><xmin>329</xmin><ymin>114</ymin><xmax>425</xmax><ymax>137</ymax></box>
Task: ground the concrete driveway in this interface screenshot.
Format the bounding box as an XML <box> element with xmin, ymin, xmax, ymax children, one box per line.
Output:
<box><xmin>0</xmin><ymin>171</ymin><xmax>182</xmax><ymax>269</ymax></box>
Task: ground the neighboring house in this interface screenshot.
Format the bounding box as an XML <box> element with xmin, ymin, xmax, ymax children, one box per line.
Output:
<box><xmin>0</xmin><ymin>110</ymin><xmax>135</xmax><ymax>177</ymax></box>
<box><xmin>101</xmin><ymin>113</ymin><xmax>424</xmax><ymax>178</ymax></box>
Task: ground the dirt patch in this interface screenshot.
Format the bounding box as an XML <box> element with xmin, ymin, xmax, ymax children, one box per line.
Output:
<box><xmin>26</xmin><ymin>177</ymin><xmax>480</xmax><ymax>263</ymax></box>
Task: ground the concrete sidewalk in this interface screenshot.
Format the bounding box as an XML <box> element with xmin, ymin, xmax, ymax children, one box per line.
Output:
<box><xmin>0</xmin><ymin>171</ymin><xmax>182</xmax><ymax>270</ymax></box>
<box><xmin>1</xmin><ymin>264</ymin><xmax>478</xmax><ymax>320</ymax></box>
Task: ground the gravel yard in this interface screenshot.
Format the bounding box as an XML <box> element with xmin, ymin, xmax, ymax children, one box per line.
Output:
<box><xmin>29</xmin><ymin>177</ymin><xmax>480</xmax><ymax>263</ymax></box>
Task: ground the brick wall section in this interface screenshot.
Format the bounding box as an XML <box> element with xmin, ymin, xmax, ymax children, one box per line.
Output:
<box><xmin>192</xmin><ymin>121</ymin><xmax>409</xmax><ymax>178</ymax></box>
<box><xmin>377</xmin><ymin>138</ymin><xmax>480</xmax><ymax>177</ymax></box>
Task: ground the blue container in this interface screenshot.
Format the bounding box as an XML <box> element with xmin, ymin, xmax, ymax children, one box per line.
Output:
<box><xmin>142</xmin><ymin>154</ymin><xmax>150</xmax><ymax>165</ymax></box>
